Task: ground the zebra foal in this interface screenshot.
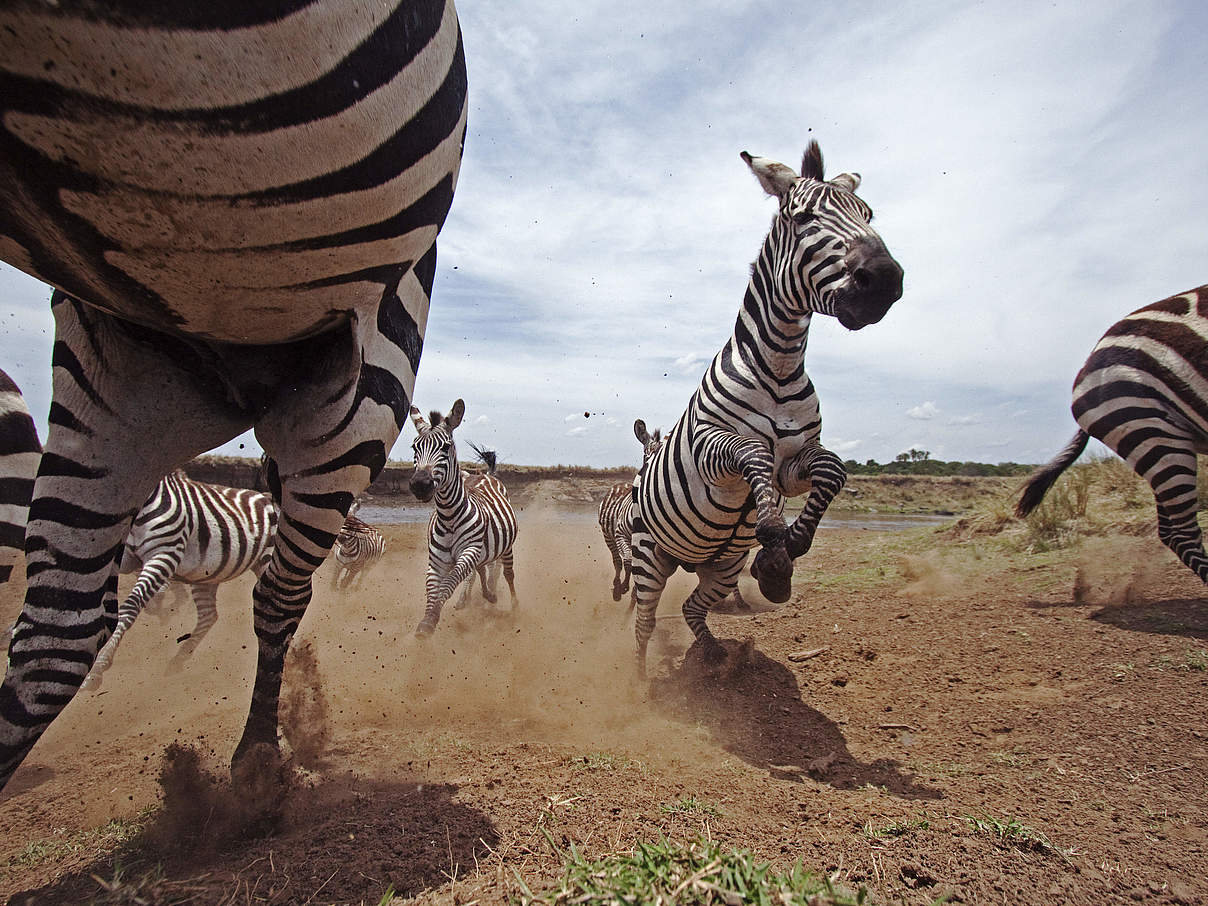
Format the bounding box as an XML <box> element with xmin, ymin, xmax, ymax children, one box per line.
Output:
<box><xmin>331</xmin><ymin>514</ymin><xmax>387</xmax><ymax>591</ymax></box>
<box><xmin>83</xmin><ymin>470</ymin><xmax>278</xmax><ymax>690</ymax></box>
<box><xmin>631</xmin><ymin>142</ymin><xmax>903</xmax><ymax>674</ymax></box>
<box><xmin>0</xmin><ymin>0</ymin><xmax>467</xmax><ymax>789</ymax></box>
<box><xmin>598</xmin><ymin>419</ymin><xmax>662</xmax><ymax>602</ymax></box>
<box><xmin>1017</xmin><ymin>285</ymin><xmax>1208</xmax><ymax>584</ymax></box>
<box><xmin>409</xmin><ymin>402</ymin><xmax>519</xmax><ymax>636</ymax></box>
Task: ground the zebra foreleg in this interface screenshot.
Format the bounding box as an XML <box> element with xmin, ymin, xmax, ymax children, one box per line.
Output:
<box><xmin>720</xmin><ymin>434</ymin><xmax>793</xmax><ymax>603</ymax></box>
<box><xmin>83</xmin><ymin>549</ymin><xmax>184</xmax><ymax>690</ymax></box>
<box><xmin>778</xmin><ymin>444</ymin><xmax>847</xmax><ymax>561</ymax></box>
<box><xmin>614</xmin><ymin>528</ymin><xmax>633</xmax><ymax>601</ymax></box>
<box><xmin>417</xmin><ymin>550</ymin><xmax>482</xmax><ymax>636</ymax></box>
<box><xmin>168</xmin><ymin>584</ymin><xmax>219</xmax><ymax>673</ymax></box>
<box><xmin>0</xmin><ymin>296</ymin><xmax>251</xmax><ymax>791</ymax></box>
<box><xmin>499</xmin><ymin>549</ymin><xmax>518</xmax><ymax>612</ymax></box>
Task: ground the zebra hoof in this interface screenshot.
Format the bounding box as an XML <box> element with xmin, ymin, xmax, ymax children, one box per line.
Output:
<box><xmin>415</xmin><ymin>620</ymin><xmax>437</xmax><ymax>639</ymax></box>
<box><xmin>612</xmin><ymin>583</ymin><xmax>624</xmax><ymax>602</ymax></box>
<box><xmin>751</xmin><ymin>545</ymin><xmax>792</xmax><ymax>604</ymax></box>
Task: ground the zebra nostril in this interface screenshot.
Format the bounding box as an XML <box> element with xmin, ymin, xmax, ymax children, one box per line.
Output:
<box><xmin>852</xmin><ymin>267</ymin><xmax>871</xmax><ymax>290</ymax></box>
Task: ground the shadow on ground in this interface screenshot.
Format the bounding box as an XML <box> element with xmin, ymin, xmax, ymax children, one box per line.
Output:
<box><xmin>649</xmin><ymin>640</ymin><xmax>940</xmax><ymax>800</ymax></box>
<box><xmin>9</xmin><ymin>776</ymin><xmax>498</xmax><ymax>906</ymax></box>
<box><xmin>1028</xmin><ymin>596</ymin><xmax>1208</xmax><ymax>640</ymax></box>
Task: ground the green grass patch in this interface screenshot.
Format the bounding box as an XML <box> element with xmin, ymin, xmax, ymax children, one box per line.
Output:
<box><xmin>3</xmin><ymin>811</ymin><xmax>151</xmax><ymax>876</ymax></box>
<box><xmin>660</xmin><ymin>796</ymin><xmax>722</xmax><ymax>817</ymax></box>
<box><xmin>862</xmin><ymin>817</ymin><xmax>930</xmax><ymax>840</ymax></box>
<box><xmin>516</xmin><ymin>835</ymin><xmax>865</xmax><ymax>905</ymax></box>
<box><xmin>966</xmin><ymin>813</ymin><xmax>1072</xmax><ymax>860</ymax></box>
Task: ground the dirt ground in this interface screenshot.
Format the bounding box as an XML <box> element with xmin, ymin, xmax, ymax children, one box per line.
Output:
<box><xmin>0</xmin><ymin>501</ymin><xmax>1206</xmax><ymax>905</ymax></box>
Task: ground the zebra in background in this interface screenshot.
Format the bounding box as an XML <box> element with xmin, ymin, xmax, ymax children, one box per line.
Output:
<box><xmin>0</xmin><ymin>0</ymin><xmax>467</xmax><ymax>790</ymax></box>
<box><xmin>1017</xmin><ymin>285</ymin><xmax>1208</xmax><ymax>584</ymax></box>
<box><xmin>409</xmin><ymin>402</ymin><xmax>519</xmax><ymax>636</ymax></box>
<box><xmin>0</xmin><ymin>369</ymin><xmax>40</xmax><ymax>586</ymax></box>
<box><xmin>630</xmin><ymin>142</ymin><xmax>903</xmax><ymax>674</ymax></box>
<box><xmin>82</xmin><ymin>470</ymin><xmax>278</xmax><ymax>690</ymax></box>
<box><xmin>331</xmin><ymin>514</ymin><xmax>387</xmax><ymax>591</ymax></box>
<box><xmin>598</xmin><ymin>420</ymin><xmax>662</xmax><ymax>601</ymax></box>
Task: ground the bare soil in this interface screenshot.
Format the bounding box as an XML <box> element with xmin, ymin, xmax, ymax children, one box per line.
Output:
<box><xmin>1</xmin><ymin>497</ymin><xmax>1206</xmax><ymax>905</ymax></box>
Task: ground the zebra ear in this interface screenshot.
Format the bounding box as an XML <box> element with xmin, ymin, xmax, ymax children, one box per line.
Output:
<box><xmin>634</xmin><ymin>419</ymin><xmax>649</xmax><ymax>445</ymax></box>
<box><xmin>410</xmin><ymin>406</ymin><xmax>429</xmax><ymax>433</ymax></box>
<box><xmin>830</xmin><ymin>172</ymin><xmax>861</xmax><ymax>192</ymax></box>
<box><xmin>446</xmin><ymin>399</ymin><xmax>465</xmax><ymax>431</ymax></box>
<box><xmin>741</xmin><ymin>151</ymin><xmax>799</xmax><ymax>198</ymax></box>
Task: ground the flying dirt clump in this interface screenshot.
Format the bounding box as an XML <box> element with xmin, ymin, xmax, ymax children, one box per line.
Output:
<box><xmin>146</xmin><ymin>742</ymin><xmax>296</xmax><ymax>852</ymax></box>
<box><xmin>280</xmin><ymin>637</ymin><xmax>331</xmax><ymax>769</ymax></box>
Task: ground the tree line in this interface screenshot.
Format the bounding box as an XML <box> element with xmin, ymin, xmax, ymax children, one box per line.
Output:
<box><xmin>844</xmin><ymin>448</ymin><xmax>1034</xmax><ymax>477</ymax></box>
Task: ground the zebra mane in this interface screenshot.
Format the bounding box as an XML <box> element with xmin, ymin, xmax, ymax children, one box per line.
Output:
<box><xmin>801</xmin><ymin>140</ymin><xmax>824</xmax><ymax>181</ymax></box>
<box><xmin>467</xmin><ymin>441</ymin><xmax>498</xmax><ymax>474</ymax></box>
<box><xmin>429</xmin><ymin>410</ymin><xmax>443</xmax><ymax>427</ymax></box>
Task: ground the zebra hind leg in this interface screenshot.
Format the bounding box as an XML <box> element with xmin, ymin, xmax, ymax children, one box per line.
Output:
<box><xmin>1145</xmin><ymin>449</ymin><xmax>1208</xmax><ymax>583</ymax></box>
<box><xmin>500</xmin><ymin>551</ymin><xmax>518</xmax><ymax>613</ymax></box>
<box><xmin>168</xmin><ymin>584</ymin><xmax>219</xmax><ymax>673</ymax></box>
<box><xmin>629</xmin><ymin>530</ymin><xmax>679</xmax><ymax>678</ymax></box>
<box><xmin>682</xmin><ymin>558</ymin><xmax>747</xmax><ymax>670</ymax></box>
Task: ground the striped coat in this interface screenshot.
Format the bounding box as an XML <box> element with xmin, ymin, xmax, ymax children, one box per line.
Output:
<box><xmin>83</xmin><ymin>470</ymin><xmax>278</xmax><ymax>689</ymax></box>
<box><xmin>409</xmin><ymin>402</ymin><xmax>518</xmax><ymax>636</ymax></box>
<box><xmin>598</xmin><ymin>419</ymin><xmax>662</xmax><ymax>602</ymax></box>
<box><xmin>630</xmin><ymin>143</ymin><xmax>903</xmax><ymax>673</ymax></box>
<box><xmin>332</xmin><ymin>514</ymin><xmax>387</xmax><ymax>590</ymax></box>
<box><xmin>0</xmin><ymin>370</ymin><xmax>40</xmax><ymax>585</ymax></box>
<box><xmin>0</xmin><ymin>1</ymin><xmax>467</xmax><ymax>790</ymax></box>
<box><xmin>1018</xmin><ymin>285</ymin><xmax>1208</xmax><ymax>583</ymax></box>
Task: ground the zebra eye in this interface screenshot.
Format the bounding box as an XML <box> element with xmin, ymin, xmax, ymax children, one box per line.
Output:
<box><xmin>791</xmin><ymin>210</ymin><xmax>816</xmax><ymax>227</ymax></box>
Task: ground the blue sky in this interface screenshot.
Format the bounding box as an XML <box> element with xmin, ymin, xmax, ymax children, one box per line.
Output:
<box><xmin>3</xmin><ymin>0</ymin><xmax>1208</xmax><ymax>468</ymax></box>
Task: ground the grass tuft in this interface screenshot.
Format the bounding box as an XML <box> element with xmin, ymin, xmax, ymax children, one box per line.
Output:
<box><xmin>966</xmin><ymin>813</ymin><xmax>1073</xmax><ymax>860</ymax></box>
<box><xmin>660</xmin><ymin>796</ymin><xmax>722</xmax><ymax>817</ymax></box>
<box><xmin>519</xmin><ymin>835</ymin><xmax>865</xmax><ymax>905</ymax></box>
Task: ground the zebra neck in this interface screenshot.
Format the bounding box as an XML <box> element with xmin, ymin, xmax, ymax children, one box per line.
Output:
<box><xmin>433</xmin><ymin>471</ymin><xmax>471</xmax><ymax>516</ymax></box>
<box><xmin>731</xmin><ymin>284</ymin><xmax>813</xmax><ymax>382</ymax></box>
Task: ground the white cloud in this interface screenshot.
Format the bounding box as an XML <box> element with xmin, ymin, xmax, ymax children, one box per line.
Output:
<box><xmin>906</xmin><ymin>402</ymin><xmax>940</xmax><ymax>420</ymax></box>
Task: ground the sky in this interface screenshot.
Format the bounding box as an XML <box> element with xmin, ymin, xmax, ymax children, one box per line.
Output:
<box><xmin>3</xmin><ymin>0</ymin><xmax>1208</xmax><ymax>469</ymax></box>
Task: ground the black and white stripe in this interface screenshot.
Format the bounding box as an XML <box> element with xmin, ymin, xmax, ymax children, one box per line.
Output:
<box><xmin>83</xmin><ymin>470</ymin><xmax>278</xmax><ymax>689</ymax></box>
<box><xmin>0</xmin><ymin>1</ymin><xmax>467</xmax><ymax>789</ymax></box>
<box><xmin>1017</xmin><ymin>285</ymin><xmax>1208</xmax><ymax>582</ymax></box>
<box><xmin>331</xmin><ymin>514</ymin><xmax>387</xmax><ymax>591</ymax></box>
<box><xmin>630</xmin><ymin>143</ymin><xmax>903</xmax><ymax>673</ymax></box>
<box><xmin>0</xmin><ymin>369</ymin><xmax>40</xmax><ymax>586</ymax></box>
<box><xmin>408</xmin><ymin>401</ymin><xmax>519</xmax><ymax>636</ymax></box>
<box><xmin>598</xmin><ymin>419</ymin><xmax>662</xmax><ymax>602</ymax></box>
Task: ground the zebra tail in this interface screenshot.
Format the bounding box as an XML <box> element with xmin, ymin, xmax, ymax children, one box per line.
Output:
<box><xmin>1015</xmin><ymin>429</ymin><xmax>1090</xmax><ymax>518</ymax></box>
<box><xmin>468</xmin><ymin>442</ymin><xmax>498</xmax><ymax>475</ymax></box>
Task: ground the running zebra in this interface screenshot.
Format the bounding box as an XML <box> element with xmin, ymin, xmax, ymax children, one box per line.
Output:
<box><xmin>0</xmin><ymin>369</ymin><xmax>40</xmax><ymax>586</ymax></box>
<box><xmin>83</xmin><ymin>470</ymin><xmax>278</xmax><ymax>690</ymax></box>
<box><xmin>1017</xmin><ymin>285</ymin><xmax>1208</xmax><ymax>583</ymax></box>
<box><xmin>331</xmin><ymin>514</ymin><xmax>387</xmax><ymax>591</ymax></box>
<box><xmin>0</xmin><ymin>1</ymin><xmax>467</xmax><ymax>790</ymax></box>
<box><xmin>631</xmin><ymin>143</ymin><xmax>903</xmax><ymax>674</ymax></box>
<box><xmin>598</xmin><ymin>420</ymin><xmax>662</xmax><ymax>601</ymax></box>
<box><xmin>409</xmin><ymin>402</ymin><xmax>518</xmax><ymax>636</ymax></box>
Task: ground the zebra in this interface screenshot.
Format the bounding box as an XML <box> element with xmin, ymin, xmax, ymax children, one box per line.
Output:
<box><xmin>82</xmin><ymin>470</ymin><xmax>278</xmax><ymax>690</ymax></box>
<box><xmin>409</xmin><ymin>402</ymin><xmax>519</xmax><ymax>636</ymax></box>
<box><xmin>0</xmin><ymin>0</ymin><xmax>467</xmax><ymax>790</ymax></box>
<box><xmin>331</xmin><ymin>514</ymin><xmax>387</xmax><ymax>590</ymax></box>
<box><xmin>1017</xmin><ymin>285</ymin><xmax>1208</xmax><ymax>584</ymax></box>
<box><xmin>630</xmin><ymin>142</ymin><xmax>903</xmax><ymax>675</ymax></box>
<box><xmin>0</xmin><ymin>369</ymin><xmax>41</xmax><ymax>586</ymax></box>
<box><xmin>598</xmin><ymin>419</ymin><xmax>662</xmax><ymax>601</ymax></box>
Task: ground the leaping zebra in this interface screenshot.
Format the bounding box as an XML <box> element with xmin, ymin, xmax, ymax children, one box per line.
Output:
<box><xmin>0</xmin><ymin>0</ymin><xmax>467</xmax><ymax>790</ymax></box>
<box><xmin>409</xmin><ymin>402</ymin><xmax>519</xmax><ymax>636</ymax></box>
<box><xmin>598</xmin><ymin>419</ymin><xmax>662</xmax><ymax>601</ymax></box>
<box><xmin>0</xmin><ymin>369</ymin><xmax>40</xmax><ymax>586</ymax></box>
<box><xmin>83</xmin><ymin>470</ymin><xmax>278</xmax><ymax>690</ymax></box>
<box><xmin>631</xmin><ymin>142</ymin><xmax>903</xmax><ymax>674</ymax></box>
<box><xmin>1017</xmin><ymin>285</ymin><xmax>1208</xmax><ymax>584</ymax></box>
<box><xmin>331</xmin><ymin>514</ymin><xmax>387</xmax><ymax>591</ymax></box>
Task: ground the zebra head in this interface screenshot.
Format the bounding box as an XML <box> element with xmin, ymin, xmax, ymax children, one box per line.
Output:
<box><xmin>741</xmin><ymin>141</ymin><xmax>903</xmax><ymax>330</ymax></box>
<box><xmin>633</xmin><ymin>419</ymin><xmax>663</xmax><ymax>464</ymax></box>
<box><xmin>408</xmin><ymin>400</ymin><xmax>465</xmax><ymax>503</ymax></box>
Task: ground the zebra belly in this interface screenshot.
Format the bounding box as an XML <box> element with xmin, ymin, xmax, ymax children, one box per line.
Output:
<box><xmin>0</xmin><ymin>0</ymin><xmax>467</xmax><ymax>345</ymax></box>
<box><xmin>638</xmin><ymin>476</ymin><xmax>775</xmax><ymax>565</ymax></box>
